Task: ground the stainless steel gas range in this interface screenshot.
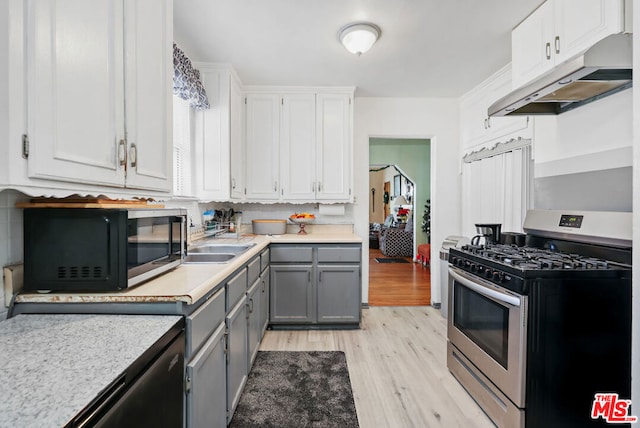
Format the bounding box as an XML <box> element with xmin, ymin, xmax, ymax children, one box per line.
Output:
<box><xmin>447</xmin><ymin>210</ymin><xmax>632</xmax><ymax>428</ymax></box>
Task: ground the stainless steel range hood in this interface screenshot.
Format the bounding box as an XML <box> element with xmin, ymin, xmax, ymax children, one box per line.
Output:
<box><xmin>489</xmin><ymin>34</ymin><xmax>632</xmax><ymax>117</ymax></box>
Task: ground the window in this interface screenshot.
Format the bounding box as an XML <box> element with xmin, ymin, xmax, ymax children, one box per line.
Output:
<box><xmin>173</xmin><ymin>96</ymin><xmax>193</xmax><ymax>196</ymax></box>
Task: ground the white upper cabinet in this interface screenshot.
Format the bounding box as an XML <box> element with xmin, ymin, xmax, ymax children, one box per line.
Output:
<box><xmin>194</xmin><ymin>66</ymin><xmax>231</xmax><ymax>201</ymax></box>
<box><xmin>24</xmin><ymin>0</ymin><xmax>172</xmax><ymax>192</ymax></box>
<box><xmin>315</xmin><ymin>93</ymin><xmax>352</xmax><ymax>201</ymax></box>
<box><xmin>512</xmin><ymin>0</ymin><xmax>625</xmax><ymax>89</ymax></box>
<box><xmin>194</xmin><ymin>65</ymin><xmax>244</xmax><ymax>202</ymax></box>
<box><xmin>122</xmin><ymin>0</ymin><xmax>172</xmax><ymax>191</ymax></box>
<box><xmin>244</xmin><ymin>88</ymin><xmax>353</xmax><ymax>203</ymax></box>
<box><xmin>460</xmin><ymin>65</ymin><xmax>530</xmax><ymax>150</ymax></box>
<box><xmin>244</xmin><ymin>93</ymin><xmax>281</xmax><ymax>200</ymax></box>
<box><xmin>229</xmin><ymin>75</ymin><xmax>244</xmax><ymax>200</ymax></box>
<box><xmin>280</xmin><ymin>94</ymin><xmax>317</xmax><ymax>201</ymax></box>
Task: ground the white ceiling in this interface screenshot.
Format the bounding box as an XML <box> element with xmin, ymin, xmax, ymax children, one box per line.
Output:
<box><xmin>173</xmin><ymin>0</ymin><xmax>544</xmax><ymax>98</ymax></box>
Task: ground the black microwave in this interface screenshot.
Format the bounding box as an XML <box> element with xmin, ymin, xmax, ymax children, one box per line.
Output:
<box><xmin>23</xmin><ymin>208</ymin><xmax>187</xmax><ymax>292</ymax></box>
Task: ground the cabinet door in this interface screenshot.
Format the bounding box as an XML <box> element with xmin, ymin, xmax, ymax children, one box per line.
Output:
<box><xmin>270</xmin><ymin>265</ymin><xmax>314</xmax><ymax>323</ymax></box>
<box><xmin>122</xmin><ymin>0</ymin><xmax>172</xmax><ymax>192</ymax></box>
<box><xmin>280</xmin><ymin>94</ymin><xmax>316</xmax><ymax>200</ymax></box>
<box><xmin>259</xmin><ymin>267</ymin><xmax>270</xmax><ymax>334</ymax></box>
<box><xmin>554</xmin><ymin>0</ymin><xmax>624</xmax><ymax>64</ymax></box>
<box><xmin>317</xmin><ymin>265</ymin><xmax>360</xmax><ymax>323</ymax></box>
<box><xmin>511</xmin><ymin>0</ymin><xmax>554</xmax><ymax>89</ymax></box>
<box><xmin>245</xmin><ymin>93</ymin><xmax>280</xmax><ymax>200</ymax></box>
<box><xmin>246</xmin><ymin>278</ymin><xmax>261</xmax><ymax>370</ymax></box>
<box><xmin>226</xmin><ymin>297</ymin><xmax>248</xmax><ymax>424</ymax></box>
<box><xmin>26</xmin><ymin>0</ymin><xmax>125</xmax><ymax>187</ymax></box>
<box><xmin>195</xmin><ymin>68</ymin><xmax>231</xmax><ymax>200</ymax></box>
<box><xmin>229</xmin><ymin>74</ymin><xmax>244</xmax><ymax>200</ymax></box>
<box><xmin>315</xmin><ymin>93</ymin><xmax>352</xmax><ymax>200</ymax></box>
<box><xmin>186</xmin><ymin>323</ymin><xmax>227</xmax><ymax>428</ymax></box>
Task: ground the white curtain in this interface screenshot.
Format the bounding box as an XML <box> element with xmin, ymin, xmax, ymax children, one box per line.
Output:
<box><xmin>461</xmin><ymin>143</ymin><xmax>532</xmax><ymax>238</ymax></box>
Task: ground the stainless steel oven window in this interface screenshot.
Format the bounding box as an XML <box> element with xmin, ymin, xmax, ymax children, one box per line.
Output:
<box><xmin>453</xmin><ymin>281</ymin><xmax>509</xmax><ymax>368</ymax></box>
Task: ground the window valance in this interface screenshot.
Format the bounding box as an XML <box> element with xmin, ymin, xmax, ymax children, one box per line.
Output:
<box><xmin>173</xmin><ymin>43</ymin><xmax>210</xmax><ymax>110</ymax></box>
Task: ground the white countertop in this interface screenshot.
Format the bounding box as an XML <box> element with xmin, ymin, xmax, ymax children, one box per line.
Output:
<box><xmin>0</xmin><ymin>314</ymin><xmax>182</xmax><ymax>428</ymax></box>
<box><xmin>15</xmin><ymin>229</ymin><xmax>362</xmax><ymax>306</ymax></box>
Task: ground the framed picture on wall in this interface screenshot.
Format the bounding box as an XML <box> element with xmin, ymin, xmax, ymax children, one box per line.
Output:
<box><xmin>393</xmin><ymin>175</ymin><xmax>401</xmax><ymax>196</ymax></box>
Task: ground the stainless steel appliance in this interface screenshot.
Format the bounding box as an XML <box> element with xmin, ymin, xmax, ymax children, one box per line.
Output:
<box><xmin>471</xmin><ymin>223</ymin><xmax>501</xmax><ymax>245</ymax></box>
<box><xmin>24</xmin><ymin>208</ymin><xmax>187</xmax><ymax>292</ymax></box>
<box><xmin>447</xmin><ymin>210</ymin><xmax>631</xmax><ymax>428</ymax></box>
<box><xmin>489</xmin><ymin>34</ymin><xmax>632</xmax><ymax>117</ymax></box>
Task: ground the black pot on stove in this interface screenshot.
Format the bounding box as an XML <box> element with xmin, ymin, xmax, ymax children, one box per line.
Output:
<box><xmin>501</xmin><ymin>231</ymin><xmax>526</xmax><ymax>246</ymax></box>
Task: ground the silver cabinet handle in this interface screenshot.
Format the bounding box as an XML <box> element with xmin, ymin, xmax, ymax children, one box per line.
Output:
<box><xmin>129</xmin><ymin>143</ymin><xmax>137</xmax><ymax>168</ymax></box>
<box><xmin>318</xmin><ymin>182</ymin><xmax>322</xmax><ymax>192</ymax></box>
<box><xmin>545</xmin><ymin>42</ymin><xmax>551</xmax><ymax>60</ymax></box>
<box><xmin>274</xmin><ymin>181</ymin><xmax>278</xmax><ymax>192</ymax></box>
<box><xmin>449</xmin><ymin>267</ymin><xmax>521</xmax><ymax>307</ymax></box>
<box><xmin>231</xmin><ymin>178</ymin><xmax>236</xmax><ymax>190</ymax></box>
<box><xmin>319</xmin><ymin>271</ymin><xmax>322</xmax><ymax>282</ymax></box>
<box><xmin>487</xmin><ymin>117</ymin><xmax>491</xmax><ymax>128</ymax></box>
<box><xmin>118</xmin><ymin>139</ymin><xmax>127</xmax><ymax>167</ymax></box>
<box><xmin>554</xmin><ymin>36</ymin><xmax>560</xmax><ymax>54</ymax></box>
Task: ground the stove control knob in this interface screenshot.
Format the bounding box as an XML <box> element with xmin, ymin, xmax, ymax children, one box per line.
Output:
<box><xmin>485</xmin><ymin>269</ymin><xmax>493</xmax><ymax>279</ymax></box>
<box><xmin>492</xmin><ymin>271</ymin><xmax>505</xmax><ymax>282</ymax></box>
<box><xmin>470</xmin><ymin>263</ymin><xmax>477</xmax><ymax>273</ymax></box>
<box><xmin>449</xmin><ymin>256</ymin><xmax>456</xmax><ymax>265</ymax></box>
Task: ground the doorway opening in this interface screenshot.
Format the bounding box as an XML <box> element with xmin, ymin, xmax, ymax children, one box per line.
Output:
<box><xmin>368</xmin><ymin>138</ymin><xmax>431</xmax><ymax>306</ymax></box>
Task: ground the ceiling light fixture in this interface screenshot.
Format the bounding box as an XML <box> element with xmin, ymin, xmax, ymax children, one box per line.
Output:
<box><xmin>339</xmin><ymin>22</ymin><xmax>381</xmax><ymax>56</ymax></box>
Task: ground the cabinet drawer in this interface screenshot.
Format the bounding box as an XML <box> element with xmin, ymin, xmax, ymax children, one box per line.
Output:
<box><xmin>270</xmin><ymin>246</ymin><xmax>313</xmax><ymax>263</ymax></box>
<box><xmin>186</xmin><ymin>287</ymin><xmax>226</xmax><ymax>358</ymax></box>
<box><xmin>247</xmin><ymin>256</ymin><xmax>261</xmax><ymax>285</ymax></box>
<box><xmin>227</xmin><ymin>268</ymin><xmax>248</xmax><ymax>310</ymax></box>
<box><xmin>260</xmin><ymin>248</ymin><xmax>270</xmax><ymax>272</ymax></box>
<box><xmin>317</xmin><ymin>247</ymin><xmax>360</xmax><ymax>263</ymax></box>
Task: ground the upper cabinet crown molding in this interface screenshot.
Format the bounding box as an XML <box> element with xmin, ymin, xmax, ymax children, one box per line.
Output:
<box><xmin>511</xmin><ymin>0</ymin><xmax>626</xmax><ymax>89</ymax></box>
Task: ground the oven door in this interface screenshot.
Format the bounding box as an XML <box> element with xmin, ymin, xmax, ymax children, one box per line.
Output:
<box><xmin>447</xmin><ymin>266</ymin><xmax>527</xmax><ymax>407</ymax></box>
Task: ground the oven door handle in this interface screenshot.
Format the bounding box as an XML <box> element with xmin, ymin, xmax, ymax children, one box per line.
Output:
<box><xmin>449</xmin><ymin>267</ymin><xmax>521</xmax><ymax>307</ymax></box>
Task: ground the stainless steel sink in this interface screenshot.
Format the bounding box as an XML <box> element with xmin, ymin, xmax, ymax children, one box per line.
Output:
<box><xmin>183</xmin><ymin>253</ymin><xmax>237</xmax><ymax>264</ymax></box>
<box><xmin>183</xmin><ymin>242</ymin><xmax>256</xmax><ymax>264</ymax></box>
<box><xmin>188</xmin><ymin>243</ymin><xmax>255</xmax><ymax>255</ymax></box>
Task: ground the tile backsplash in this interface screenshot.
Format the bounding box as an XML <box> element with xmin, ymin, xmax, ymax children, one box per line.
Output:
<box><xmin>0</xmin><ymin>190</ymin><xmax>28</xmax><ymax>319</ymax></box>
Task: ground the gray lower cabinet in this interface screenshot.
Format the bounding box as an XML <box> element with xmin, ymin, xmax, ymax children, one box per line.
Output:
<box><xmin>317</xmin><ymin>265</ymin><xmax>360</xmax><ymax>323</ymax></box>
<box><xmin>247</xmin><ymin>277</ymin><xmax>262</xmax><ymax>369</ymax></box>
<box><xmin>270</xmin><ymin>264</ymin><xmax>314</xmax><ymax>323</ymax></box>
<box><xmin>186</xmin><ymin>323</ymin><xmax>226</xmax><ymax>428</ymax></box>
<box><xmin>226</xmin><ymin>295</ymin><xmax>248</xmax><ymax>424</ymax></box>
<box><xmin>269</xmin><ymin>244</ymin><xmax>361</xmax><ymax>327</ymax></box>
<box><xmin>259</xmin><ymin>266</ymin><xmax>270</xmax><ymax>333</ymax></box>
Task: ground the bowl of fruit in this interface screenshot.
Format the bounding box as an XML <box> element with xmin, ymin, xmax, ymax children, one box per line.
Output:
<box><xmin>289</xmin><ymin>212</ymin><xmax>315</xmax><ymax>234</ymax></box>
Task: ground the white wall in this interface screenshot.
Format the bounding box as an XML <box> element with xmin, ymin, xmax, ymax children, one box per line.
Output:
<box><xmin>0</xmin><ymin>190</ymin><xmax>28</xmax><ymax>319</ymax></box>
<box><xmin>534</xmin><ymin>89</ymin><xmax>633</xmax><ymax>177</ymax></box>
<box><xmin>354</xmin><ymin>97</ymin><xmax>461</xmax><ymax>306</ymax></box>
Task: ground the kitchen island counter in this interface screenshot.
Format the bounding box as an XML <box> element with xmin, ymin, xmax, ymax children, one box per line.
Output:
<box><xmin>0</xmin><ymin>314</ymin><xmax>182</xmax><ymax>428</ymax></box>
<box><xmin>14</xmin><ymin>228</ymin><xmax>362</xmax><ymax>307</ymax></box>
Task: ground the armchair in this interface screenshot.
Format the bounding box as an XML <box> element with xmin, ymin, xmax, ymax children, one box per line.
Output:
<box><xmin>379</xmin><ymin>226</ymin><xmax>413</xmax><ymax>257</ymax></box>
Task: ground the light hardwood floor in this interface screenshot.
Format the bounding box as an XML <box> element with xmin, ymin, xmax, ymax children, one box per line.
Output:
<box><xmin>260</xmin><ymin>306</ymin><xmax>495</xmax><ymax>428</ymax></box>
